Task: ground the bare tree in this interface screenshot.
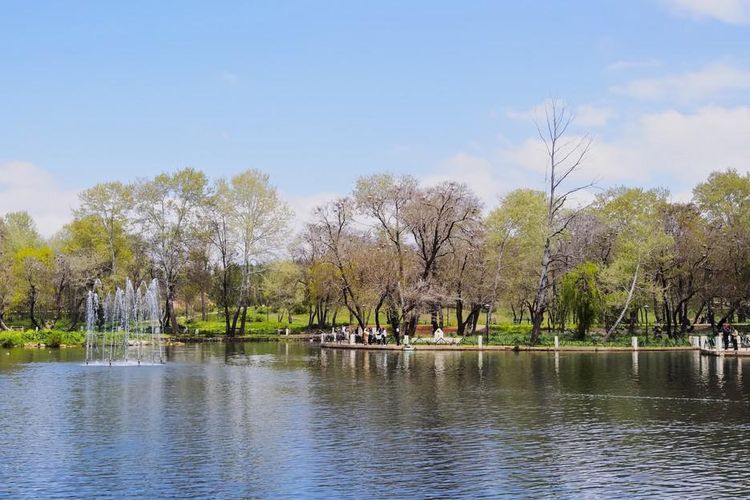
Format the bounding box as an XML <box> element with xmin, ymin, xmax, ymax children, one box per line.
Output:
<box><xmin>530</xmin><ymin>100</ymin><xmax>593</xmax><ymax>344</ymax></box>
<box><xmin>309</xmin><ymin>198</ymin><xmax>378</xmax><ymax>334</ymax></box>
<box><xmin>404</xmin><ymin>181</ymin><xmax>481</xmax><ymax>337</ymax></box>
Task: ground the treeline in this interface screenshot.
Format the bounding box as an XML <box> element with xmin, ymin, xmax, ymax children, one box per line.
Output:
<box><xmin>1</xmin><ymin>107</ymin><xmax>748</xmax><ymax>343</ymax></box>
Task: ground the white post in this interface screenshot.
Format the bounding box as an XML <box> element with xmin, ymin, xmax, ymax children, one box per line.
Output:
<box><xmin>478</xmin><ymin>335</ymin><xmax>483</xmax><ymax>347</ymax></box>
<box><xmin>196</xmin><ymin>328</ymin><xmax>199</xmax><ymax>335</ymax></box>
<box><xmin>285</xmin><ymin>328</ymin><xmax>289</xmax><ymax>336</ymax></box>
<box><xmin>554</xmin><ymin>335</ymin><xmax>559</xmax><ymax>350</ymax></box>
<box><xmin>349</xmin><ymin>333</ymin><xmax>355</xmax><ymax>345</ymax></box>
<box><xmin>631</xmin><ymin>336</ymin><xmax>638</xmax><ymax>350</ymax></box>
<box><xmin>715</xmin><ymin>335</ymin><xmax>723</xmax><ymax>352</ymax></box>
<box><xmin>404</xmin><ymin>335</ymin><xmax>410</xmax><ymax>345</ymax></box>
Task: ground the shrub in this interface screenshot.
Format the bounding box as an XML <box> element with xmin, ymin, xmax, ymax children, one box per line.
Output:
<box><xmin>45</xmin><ymin>331</ymin><xmax>63</xmax><ymax>348</ymax></box>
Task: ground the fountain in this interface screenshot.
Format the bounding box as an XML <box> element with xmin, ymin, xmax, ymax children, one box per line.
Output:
<box><xmin>85</xmin><ymin>278</ymin><xmax>165</xmax><ymax>366</ymax></box>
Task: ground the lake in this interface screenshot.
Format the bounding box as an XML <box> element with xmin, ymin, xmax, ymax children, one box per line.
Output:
<box><xmin>1</xmin><ymin>342</ymin><xmax>749</xmax><ymax>498</ymax></box>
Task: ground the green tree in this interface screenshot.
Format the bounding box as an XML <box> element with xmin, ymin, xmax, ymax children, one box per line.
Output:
<box><xmin>560</xmin><ymin>262</ymin><xmax>602</xmax><ymax>340</ymax></box>
<box><xmin>76</xmin><ymin>181</ymin><xmax>133</xmax><ymax>280</ymax></box>
<box><xmin>12</xmin><ymin>246</ymin><xmax>54</xmax><ymax>329</ymax></box>
<box><xmin>134</xmin><ymin>168</ymin><xmax>208</xmax><ymax>333</ymax></box>
<box><xmin>227</xmin><ymin>170</ymin><xmax>292</xmax><ymax>336</ymax></box>
<box><xmin>485</xmin><ymin>189</ymin><xmax>547</xmax><ymax>325</ymax></box>
<box><xmin>596</xmin><ymin>187</ymin><xmax>671</xmax><ymax>338</ymax></box>
<box><xmin>693</xmin><ymin>169</ymin><xmax>750</xmax><ymax>327</ymax></box>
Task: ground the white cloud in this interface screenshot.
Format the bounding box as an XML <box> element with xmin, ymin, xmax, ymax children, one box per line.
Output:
<box><xmin>0</xmin><ymin>162</ymin><xmax>79</xmax><ymax>237</ymax></box>
<box><xmin>282</xmin><ymin>190</ymin><xmax>339</xmax><ymax>234</ymax></box>
<box><xmin>432</xmin><ymin>105</ymin><xmax>750</xmax><ymax>213</ymax></box>
<box><xmin>662</xmin><ymin>0</ymin><xmax>750</xmax><ymax>24</ymax></box>
<box><xmin>507</xmin><ymin>100</ymin><xmax>615</xmax><ymax>128</ymax></box>
<box><xmin>611</xmin><ymin>62</ymin><xmax>750</xmax><ymax>101</ymax></box>
<box><xmin>576</xmin><ymin>105</ymin><xmax>617</xmax><ymax>127</ymax></box>
<box><xmin>422</xmin><ymin>152</ymin><xmax>521</xmax><ymax>209</ymax></box>
<box><xmin>505</xmin><ymin>105</ymin><xmax>750</xmax><ymax>190</ymax></box>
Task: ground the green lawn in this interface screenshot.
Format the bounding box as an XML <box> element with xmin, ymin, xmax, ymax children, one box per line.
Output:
<box><xmin>0</xmin><ymin>329</ymin><xmax>86</xmax><ymax>348</ymax></box>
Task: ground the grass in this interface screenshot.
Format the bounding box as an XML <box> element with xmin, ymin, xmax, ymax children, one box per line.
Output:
<box><xmin>179</xmin><ymin>316</ymin><xmax>309</xmax><ymax>337</ymax></box>
<box><xmin>0</xmin><ymin>329</ymin><xmax>86</xmax><ymax>348</ymax></box>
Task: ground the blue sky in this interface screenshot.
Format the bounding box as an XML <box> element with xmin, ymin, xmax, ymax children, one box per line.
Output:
<box><xmin>1</xmin><ymin>0</ymin><xmax>749</xmax><ymax>234</ymax></box>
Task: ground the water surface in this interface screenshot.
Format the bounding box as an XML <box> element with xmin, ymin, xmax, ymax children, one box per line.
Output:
<box><xmin>1</xmin><ymin>343</ymin><xmax>749</xmax><ymax>498</ymax></box>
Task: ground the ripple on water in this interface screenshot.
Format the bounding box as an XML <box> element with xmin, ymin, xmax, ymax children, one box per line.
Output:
<box><xmin>2</xmin><ymin>346</ymin><xmax>750</xmax><ymax>498</ymax></box>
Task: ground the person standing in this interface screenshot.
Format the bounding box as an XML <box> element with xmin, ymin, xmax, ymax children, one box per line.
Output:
<box><xmin>722</xmin><ymin>322</ymin><xmax>732</xmax><ymax>350</ymax></box>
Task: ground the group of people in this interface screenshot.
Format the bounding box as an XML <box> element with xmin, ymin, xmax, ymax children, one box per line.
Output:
<box><xmin>721</xmin><ymin>322</ymin><xmax>742</xmax><ymax>350</ymax></box>
<box><xmin>331</xmin><ymin>326</ymin><xmax>389</xmax><ymax>345</ymax></box>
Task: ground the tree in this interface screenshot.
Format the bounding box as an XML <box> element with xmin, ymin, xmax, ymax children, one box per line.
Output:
<box><xmin>75</xmin><ymin>181</ymin><xmax>133</xmax><ymax>280</ymax></box>
<box><xmin>354</xmin><ymin>174</ymin><xmax>418</xmax><ymax>342</ymax></box>
<box><xmin>693</xmin><ymin>169</ymin><xmax>750</xmax><ymax>328</ymax></box>
<box><xmin>264</xmin><ymin>260</ymin><xmax>304</xmax><ymax>323</ymax></box>
<box><xmin>4</xmin><ymin>212</ymin><xmax>41</xmax><ymax>254</ymax></box>
<box><xmin>485</xmin><ymin>189</ymin><xmax>547</xmax><ymax>325</ymax></box>
<box><xmin>530</xmin><ymin>100</ymin><xmax>593</xmax><ymax>344</ymax></box>
<box><xmin>309</xmin><ymin>198</ymin><xmax>378</xmax><ymax>336</ymax></box>
<box><xmin>595</xmin><ymin>187</ymin><xmax>671</xmax><ymax>338</ymax></box>
<box><xmin>204</xmin><ymin>178</ymin><xmax>236</xmax><ymax>334</ymax></box>
<box><xmin>403</xmin><ymin>181</ymin><xmax>481</xmax><ymax>337</ymax></box>
<box><xmin>134</xmin><ymin>168</ymin><xmax>208</xmax><ymax>333</ymax></box>
<box><xmin>12</xmin><ymin>246</ymin><xmax>54</xmax><ymax>329</ymax></box>
<box><xmin>226</xmin><ymin>170</ymin><xmax>292</xmax><ymax>336</ymax></box>
<box><xmin>0</xmin><ymin>219</ymin><xmax>12</xmax><ymax>329</ymax></box>
<box><xmin>560</xmin><ymin>262</ymin><xmax>602</xmax><ymax>340</ymax></box>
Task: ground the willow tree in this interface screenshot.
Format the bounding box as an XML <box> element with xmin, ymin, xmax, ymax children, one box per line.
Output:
<box><xmin>560</xmin><ymin>261</ymin><xmax>602</xmax><ymax>340</ymax></box>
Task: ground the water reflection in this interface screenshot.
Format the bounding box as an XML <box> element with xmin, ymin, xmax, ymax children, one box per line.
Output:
<box><xmin>1</xmin><ymin>344</ymin><xmax>750</xmax><ymax>497</ymax></box>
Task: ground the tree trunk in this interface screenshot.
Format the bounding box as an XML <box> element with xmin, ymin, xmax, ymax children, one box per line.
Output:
<box><xmin>530</xmin><ymin>238</ymin><xmax>552</xmax><ymax>344</ymax></box>
<box><xmin>239</xmin><ymin>305</ymin><xmax>248</xmax><ymax>335</ymax></box>
<box><xmin>430</xmin><ymin>304</ymin><xmax>439</xmax><ymax>333</ymax></box>
<box><xmin>230</xmin><ymin>305</ymin><xmax>241</xmax><ymax>337</ymax></box>
<box><xmin>374</xmin><ymin>294</ymin><xmax>385</xmax><ymax>330</ymax></box>
<box><xmin>688</xmin><ymin>302</ymin><xmax>704</xmax><ymax>331</ymax></box>
<box><xmin>605</xmin><ymin>262</ymin><xmax>639</xmax><ymax>341</ymax></box>
<box><xmin>168</xmin><ymin>284</ymin><xmax>179</xmax><ymax>334</ymax></box>
<box><xmin>29</xmin><ymin>285</ymin><xmax>41</xmax><ymax>330</ymax></box>
<box><xmin>628</xmin><ymin>308</ymin><xmax>638</xmax><ymax>335</ymax></box>
<box><xmin>456</xmin><ymin>299</ymin><xmax>465</xmax><ymax>335</ymax></box>
<box><xmin>224</xmin><ymin>302</ymin><xmax>231</xmax><ymax>336</ymax></box>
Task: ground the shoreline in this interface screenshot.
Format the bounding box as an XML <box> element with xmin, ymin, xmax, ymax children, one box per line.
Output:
<box><xmin>320</xmin><ymin>342</ymin><xmax>699</xmax><ymax>353</ymax></box>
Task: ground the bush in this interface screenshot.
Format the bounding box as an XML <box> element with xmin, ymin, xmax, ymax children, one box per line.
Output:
<box><xmin>0</xmin><ymin>331</ymin><xmax>26</xmax><ymax>348</ymax></box>
<box><xmin>0</xmin><ymin>329</ymin><xmax>85</xmax><ymax>348</ymax></box>
<box><xmin>45</xmin><ymin>331</ymin><xmax>63</xmax><ymax>348</ymax></box>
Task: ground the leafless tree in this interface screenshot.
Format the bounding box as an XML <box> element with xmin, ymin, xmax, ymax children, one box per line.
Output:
<box><xmin>530</xmin><ymin>100</ymin><xmax>594</xmax><ymax>343</ymax></box>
